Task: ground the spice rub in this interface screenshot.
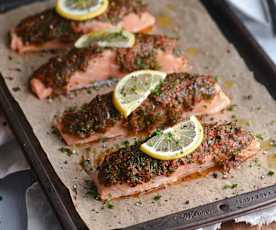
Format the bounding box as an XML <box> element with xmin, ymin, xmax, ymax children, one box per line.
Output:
<box><xmin>56</xmin><ymin>73</ymin><xmax>231</xmax><ymax>145</ymax></box>
<box><xmin>62</xmin><ymin>93</ymin><xmax>120</xmax><ymax>138</ymax></box>
<box><xmin>90</xmin><ymin>122</ymin><xmax>260</xmax><ymax>200</ymax></box>
<box><xmin>116</xmin><ymin>33</ymin><xmax>176</xmax><ymax>72</ymax></box>
<box><xmin>12</xmin><ymin>9</ymin><xmax>78</xmax><ymax>46</ymax></box>
<box><xmin>30</xmin><ymin>34</ymin><xmax>187</xmax><ymax>99</ymax></box>
<box><xmin>96</xmin><ymin>0</ymin><xmax>147</xmax><ymax>24</ymax></box>
<box><xmin>97</xmin><ymin>123</ymin><xmax>255</xmax><ymax>187</ymax></box>
<box><xmin>10</xmin><ymin>0</ymin><xmax>156</xmax><ymax>53</ymax></box>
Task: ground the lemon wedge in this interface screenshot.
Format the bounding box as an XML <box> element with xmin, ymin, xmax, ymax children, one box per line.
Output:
<box><xmin>75</xmin><ymin>28</ymin><xmax>135</xmax><ymax>48</ymax></box>
<box><xmin>140</xmin><ymin>116</ymin><xmax>204</xmax><ymax>160</ymax></box>
<box><xmin>113</xmin><ymin>70</ymin><xmax>167</xmax><ymax>118</ymax></box>
<box><xmin>56</xmin><ymin>0</ymin><xmax>108</xmax><ymax>21</ymax></box>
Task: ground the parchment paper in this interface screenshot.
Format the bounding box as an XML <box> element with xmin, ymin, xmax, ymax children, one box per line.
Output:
<box><xmin>1</xmin><ymin>1</ymin><xmax>276</xmax><ymax>229</ymax></box>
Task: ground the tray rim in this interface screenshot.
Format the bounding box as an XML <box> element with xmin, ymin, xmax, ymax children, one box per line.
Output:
<box><xmin>1</xmin><ymin>0</ymin><xmax>276</xmax><ymax>229</ymax></box>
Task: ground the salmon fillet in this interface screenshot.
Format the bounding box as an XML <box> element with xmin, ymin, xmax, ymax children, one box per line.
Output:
<box><xmin>30</xmin><ymin>34</ymin><xmax>187</xmax><ymax>99</ymax></box>
<box><xmin>86</xmin><ymin>123</ymin><xmax>260</xmax><ymax>200</ymax></box>
<box><xmin>10</xmin><ymin>0</ymin><xmax>155</xmax><ymax>53</ymax></box>
<box><xmin>56</xmin><ymin>73</ymin><xmax>231</xmax><ymax>146</ymax></box>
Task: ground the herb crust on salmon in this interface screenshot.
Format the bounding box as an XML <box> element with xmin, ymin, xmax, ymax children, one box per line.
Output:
<box><xmin>86</xmin><ymin>122</ymin><xmax>260</xmax><ymax>200</ymax></box>
<box><xmin>30</xmin><ymin>34</ymin><xmax>187</xmax><ymax>99</ymax></box>
<box><xmin>10</xmin><ymin>0</ymin><xmax>156</xmax><ymax>53</ymax></box>
<box><xmin>56</xmin><ymin>73</ymin><xmax>231</xmax><ymax>145</ymax></box>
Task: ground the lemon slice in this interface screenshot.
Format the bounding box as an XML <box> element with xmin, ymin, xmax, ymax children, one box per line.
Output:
<box><xmin>140</xmin><ymin>116</ymin><xmax>204</xmax><ymax>160</ymax></box>
<box><xmin>75</xmin><ymin>28</ymin><xmax>135</xmax><ymax>48</ymax></box>
<box><xmin>56</xmin><ymin>0</ymin><xmax>108</xmax><ymax>21</ymax></box>
<box><xmin>113</xmin><ymin>70</ymin><xmax>167</xmax><ymax>118</ymax></box>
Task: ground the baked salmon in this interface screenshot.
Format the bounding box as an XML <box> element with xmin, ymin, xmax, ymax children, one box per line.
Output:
<box><xmin>56</xmin><ymin>73</ymin><xmax>231</xmax><ymax>146</ymax></box>
<box><xmin>10</xmin><ymin>0</ymin><xmax>156</xmax><ymax>53</ymax></box>
<box><xmin>87</xmin><ymin>122</ymin><xmax>260</xmax><ymax>200</ymax></box>
<box><xmin>30</xmin><ymin>34</ymin><xmax>187</xmax><ymax>99</ymax></box>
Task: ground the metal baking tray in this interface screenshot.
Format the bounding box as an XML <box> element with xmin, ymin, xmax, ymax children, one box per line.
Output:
<box><xmin>1</xmin><ymin>0</ymin><xmax>276</xmax><ymax>229</ymax></box>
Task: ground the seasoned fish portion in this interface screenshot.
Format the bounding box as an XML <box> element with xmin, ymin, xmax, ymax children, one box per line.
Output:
<box><xmin>56</xmin><ymin>73</ymin><xmax>231</xmax><ymax>145</ymax></box>
<box><xmin>10</xmin><ymin>0</ymin><xmax>156</xmax><ymax>53</ymax></box>
<box><xmin>30</xmin><ymin>34</ymin><xmax>187</xmax><ymax>99</ymax></box>
<box><xmin>89</xmin><ymin>122</ymin><xmax>260</xmax><ymax>200</ymax></box>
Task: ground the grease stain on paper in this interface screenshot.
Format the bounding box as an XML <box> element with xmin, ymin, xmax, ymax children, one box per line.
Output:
<box><xmin>223</xmin><ymin>80</ymin><xmax>236</xmax><ymax>90</ymax></box>
<box><xmin>156</xmin><ymin>13</ymin><xmax>173</xmax><ymax>29</ymax></box>
<box><xmin>267</xmin><ymin>153</ymin><xmax>276</xmax><ymax>170</ymax></box>
<box><xmin>185</xmin><ymin>47</ymin><xmax>199</xmax><ymax>57</ymax></box>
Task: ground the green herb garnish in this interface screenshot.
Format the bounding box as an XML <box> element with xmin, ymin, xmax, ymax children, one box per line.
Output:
<box><xmin>255</xmin><ymin>134</ymin><xmax>264</xmax><ymax>141</ymax></box>
<box><xmin>223</xmin><ymin>183</ymin><xmax>238</xmax><ymax>189</ymax></box>
<box><xmin>59</xmin><ymin>147</ymin><xmax>74</xmax><ymax>156</ymax></box>
<box><xmin>227</xmin><ymin>104</ymin><xmax>237</xmax><ymax>111</ymax></box>
<box><xmin>85</xmin><ymin>181</ymin><xmax>100</xmax><ymax>200</ymax></box>
<box><xmin>105</xmin><ymin>195</ymin><xmax>114</xmax><ymax>209</ymax></box>
<box><xmin>155</xmin><ymin>129</ymin><xmax>162</xmax><ymax>137</ymax></box>
<box><xmin>153</xmin><ymin>194</ymin><xmax>161</xmax><ymax>201</ymax></box>
<box><xmin>270</xmin><ymin>120</ymin><xmax>276</xmax><ymax>125</ymax></box>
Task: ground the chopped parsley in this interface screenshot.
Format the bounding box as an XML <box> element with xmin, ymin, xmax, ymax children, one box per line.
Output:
<box><xmin>122</xmin><ymin>140</ymin><xmax>130</xmax><ymax>147</ymax></box>
<box><xmin>231</xmin><ymin>114</ymin><xmax>237</xmax><ymax>120</ymax></box>
<box><xmin>85</xmin><ymin>181</ymin><xmax>100</xmax><ymax>200</ymax></box>
<box><xmin>268</xmin><ymin>170</ymin><xmax>275</xmax><ymax>176</ymax></box>
<box><xmin>223</xmin><ymin>183</ymin><xmax>238</xmax><ymax>189</ymax></box>
<box><xmin>227</xmin><ymin>104</ymin><xmax>237</xmax><ymax>111</ymax></box>
<box><xmin>134</xmin><ymin>200</ymin><xmax>143</xmax><ymax>206</ymax></box>
<box><xmin>86</xmin><ymin>88</ymin><xmax>92</xmax><ymax>94</ymax></box>
<box><xmin>105</xmin><ymin>195</ymin><xmax>114</xmax><ymax>209</ymax></box>
<box><xmin>152</xmin><ymin>84</ymin><xmax>162</xmax><ymax>96</ymax></box>
<box><xmin>166</xmin><ymin>131</ymin><xmax>174</xmax><ymax>142</ymax></box>
<box><xmin>66</xmin><ymin>106</ymin><xmax>77</xmax><ymax>112</ymax></box>
<box><xmin>255</xmin><ymin>134</ymin><xmax>264</xmax><ymax>141</ymax></box>
<box><xmin>155</xmin><ymin>129</ymin><xmax>162</xmax><ymax>137</ymax></box>
<box><xmin>12</xmin><ymin>87</ymin><xmax>21</xmax><ymax>92</ymax></box>
<box><xmin>59</xmin><ymin>147</ymin><xmax>75</xmax><ymax>156</ymax></box>
<box><xmin>153</xmin><ymin>194</ymin><xmax>162</xmax><ymax>201</ymax></box>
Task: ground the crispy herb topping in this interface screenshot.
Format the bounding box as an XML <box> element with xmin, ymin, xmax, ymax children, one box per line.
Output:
<box><xmin>97</xmin><ymin>123</ymin><xmax>254</xmax><ymax>187</ymax></box>
<box><xmin>61</xmin><ymin>73</ymin><xmax>217</xmax><ymax>138</ymax></box>
<box><xmin>97</xmin><ymin>0</ymin><xmax>147</xmax><ymax>24</ymax></box>
<box><xmin>62</xmin><ymin>93</ymin><xmax>120</xmax><ymax>137</ymax></box>
<box><xmin>153</xmin><ymin>194</ymin><xmax>161</xmax><ymax>201</ymax></box>
<box><xmin>127</xmin><ymin>73</ymin><xmax>217</xmax><ymax>133</ymax></box>
<box><xmin>104</xmin><ymin>195</ymin><xmax>115</xmax><ymax>209</ymax></box>
<box><xmin>32</xmin><ymin>46</ymin><xmax>104</xmax><ymax>94</ymax></box>
<box><xmin>32</xmin><ymin>34</ymin><xmax>174</xmax><ymax>94</ymax></box>
<box><xmin>15</xmin><ymin>9</ymin><xmax>79</xmax><ymax>45</ymax></box>
<box><xmin>116</xmin><ymin>34</ymin><xmax>176</xmax><ymax>72</ymax></box>
<box><xmin>15</xmin><ymin>1</ymin><xmax>149</xmax><ymax>45</ymax></box>
<box><xmin>223</xmin><ymin>183</ymin><xmax>238</xmax><ymax>189</ymax></box>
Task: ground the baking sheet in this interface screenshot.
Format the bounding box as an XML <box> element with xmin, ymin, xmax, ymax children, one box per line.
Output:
<box><xmin>1</xmin><ymin>0</ymin><xmax>276</xmax><ymax>229</ymax></box>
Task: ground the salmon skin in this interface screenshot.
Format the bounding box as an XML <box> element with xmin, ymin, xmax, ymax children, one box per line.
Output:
<box><xmin>30</xmin><ymin>34</ymin><xmax>187</xmax><ymax>99</ymax></box>
<box><xmin>56</xmin><ymin>73</ymin><xmax>231</xmax><ymax>146</ymax></box>
<box><xmin>10</xmin><ymin>0</ymin><xmax>156</xmax><ymax>53</ymax></box>
<box><xmin>86</xmin><ymin>122</ymin><xmax>260</xmax><ymax>200</ymax></box>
